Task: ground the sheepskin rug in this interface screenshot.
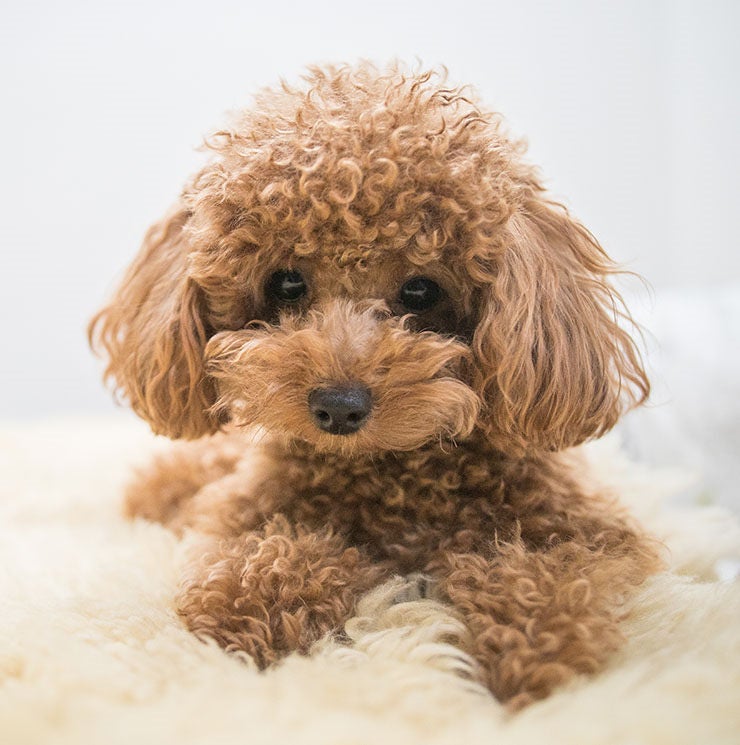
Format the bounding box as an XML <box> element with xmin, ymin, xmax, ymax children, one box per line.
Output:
<box><xmin>1</xmin><ymin>417</ymin><xmax>739</xmax><ymax>745</ymax></box>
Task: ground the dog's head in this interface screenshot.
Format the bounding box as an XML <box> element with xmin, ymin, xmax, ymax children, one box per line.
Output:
<box><xmin>90</xmin><ymin>63</ymin><xmax>648</xmax><ymax>457</ymax></box>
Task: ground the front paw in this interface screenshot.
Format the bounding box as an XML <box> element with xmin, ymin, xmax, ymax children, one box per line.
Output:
<box><xmin>177</xmin><ymin>519</ymin><xmax>386</xmax><ymax>666</ymax></box>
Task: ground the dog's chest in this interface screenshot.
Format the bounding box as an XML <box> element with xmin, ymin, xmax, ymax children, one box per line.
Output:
<box><xmin>275</xmin><ymin>440</ymin><xmax>515</xmax><ymax>564</ymax></box>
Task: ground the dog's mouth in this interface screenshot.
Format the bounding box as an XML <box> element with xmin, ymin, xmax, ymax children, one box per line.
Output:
<box><xmin>204</xmin><ymin>301</ymin><xmax>480</xmax><ymax>455</ymax></box>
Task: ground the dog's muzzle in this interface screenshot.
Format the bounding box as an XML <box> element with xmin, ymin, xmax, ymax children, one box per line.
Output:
<box><xmin>308</xmin><ymin>385</ymin><xmax>372</xmax><ymax>435</ymax></box>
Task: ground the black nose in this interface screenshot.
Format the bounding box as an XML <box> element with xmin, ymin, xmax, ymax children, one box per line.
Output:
<box><xmin>308</xmin><ymin>385</ymin><xmax>372</xmax><ymax>435</ymax></box>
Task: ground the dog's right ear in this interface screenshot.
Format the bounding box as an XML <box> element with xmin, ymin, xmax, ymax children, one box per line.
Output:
<box><xmin>88</xmin><ymin>204</ymin><xmax>219</xmax><ymax>439</ymax></box>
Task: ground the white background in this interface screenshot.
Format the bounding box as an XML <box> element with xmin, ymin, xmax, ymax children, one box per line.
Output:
<box><xmin>1</xmin><ymin>1</ymin><xmax>738</xmax><ymax>506</ymax></box>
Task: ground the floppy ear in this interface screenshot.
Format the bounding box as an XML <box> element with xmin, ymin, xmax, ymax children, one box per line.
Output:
<box><xmin>88</xmin><ymin>205</ymin><xmax>219</xmax><ymax>439</ymax></box>
<box><xmin>472</xmin><ymin>197</ymin><xmax>649</xmax><ymax>455</ymax></box>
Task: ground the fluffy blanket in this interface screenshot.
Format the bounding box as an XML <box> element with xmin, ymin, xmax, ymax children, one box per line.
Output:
<box><xmin>1</xmin><ymin>417</ymin><xmax>739</xmax><ymax>745</ymax></box>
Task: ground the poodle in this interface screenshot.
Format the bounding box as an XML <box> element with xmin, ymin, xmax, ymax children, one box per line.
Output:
<box><xmin>89</xmin><ymin>63</ymin><xmax>660</xmax><ymax>709</ymax></box>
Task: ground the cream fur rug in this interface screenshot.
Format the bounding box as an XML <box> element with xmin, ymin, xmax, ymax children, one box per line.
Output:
<box><xmin>1</xmin><ymin>417</ymin><xmax>739</xmax><ymax>745</ymax></box>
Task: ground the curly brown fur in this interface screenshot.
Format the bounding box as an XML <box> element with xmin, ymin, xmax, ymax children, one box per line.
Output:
<box><xmin>90</xmin><ymin>62</ymin><xmax>659</xmax><ymax>708</ymax></box>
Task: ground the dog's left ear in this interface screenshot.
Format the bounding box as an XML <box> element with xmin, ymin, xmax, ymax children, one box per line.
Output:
<box><xmin>472</xmin><ymin>197</ymin><xmax>649</xmax><ymax>455</ymax></box>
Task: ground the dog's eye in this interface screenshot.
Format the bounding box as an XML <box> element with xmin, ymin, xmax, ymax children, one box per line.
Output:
<box><xmin>267</xmin><ymin>270</ymin><xmax>307</xmax><ymax>303</ymax></box>
<box><xmin>398</xmin><ymin>277</ymin><xmax>442</xmax><ymax>312</ymax></box>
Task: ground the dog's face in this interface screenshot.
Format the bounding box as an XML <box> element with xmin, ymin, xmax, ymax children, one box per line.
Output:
<box><xmin>91</xmin><ymin>64</ymin><xmax>648</xmax><ymax>457</ymax></box>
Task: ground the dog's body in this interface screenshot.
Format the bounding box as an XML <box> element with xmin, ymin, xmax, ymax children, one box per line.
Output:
<box><xmin>91</xmin><ymin>64</ymin><xmax>659</xmax><ymax>709</ymax></box>
<box><xmin>127</xmin><ymin>429</ymin><xmax>655</xmax><ymax>709</ymax></box>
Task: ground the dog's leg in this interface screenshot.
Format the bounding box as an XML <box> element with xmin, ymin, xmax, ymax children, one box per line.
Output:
<box><xmin>124</xmin><ymin>433</ymin><xmax>244</xmax><ymax>528</ymax></box>
<box><xmin>177</xmin><ymin>515</ymin><xmax>389</xmax><ymax>666</ymax></box>
<box><xmin>429</xmin><ymin>529</ymin><xmax>659</xmax><ymax>709</ymax></box>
